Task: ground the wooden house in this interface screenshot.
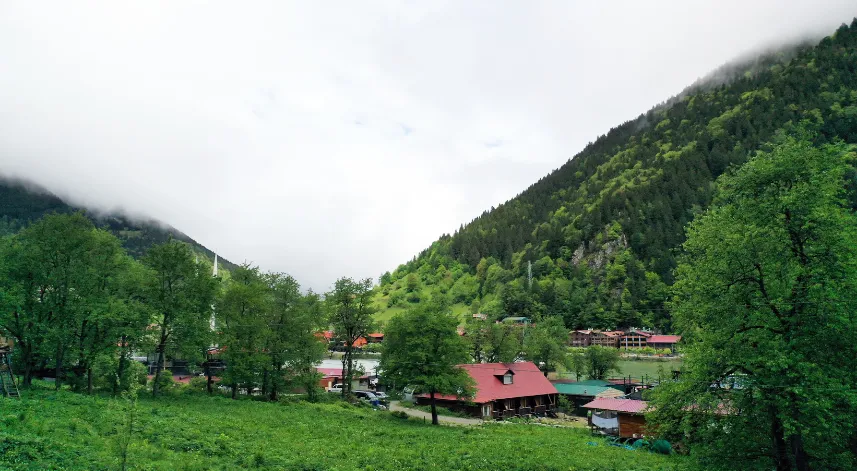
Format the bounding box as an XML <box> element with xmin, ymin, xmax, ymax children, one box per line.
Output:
<box><xmin>590</xmin><ymin>330</ymin><xmax>623</xmax><ymax>348</ymax></box>
<box><xmin>647</xmin><ymin>335</ymin><xmax>681</xmax><ymax>352</ymax></box>
<box><xmin>569</xmin><ymin>330</ymin><xmax>592</xmax><ymax>347</ymax></box>
<box><xmin>620</xmin><ymin>330</ymin><xmax>652</xmax><ymax>349</ymax></box>
<box><xmin>416</xmin><ymin>362</ymin><xmax>558</xmax><ymax>420</ymax></box>
<box><xmin>366</xmin><ymin>333</ymin><xmax>384</xmax><ymax>344</ymax></box>
<box><xmin>583</xmin><ymin>398</ymin><xmax>649</xmax><ymax>438</ymax></box>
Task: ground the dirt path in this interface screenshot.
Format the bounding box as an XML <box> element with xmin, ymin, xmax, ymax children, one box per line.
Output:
<box><xmin>389</xmin><ymin>401</ymin><xmax>483</xmax><ymax>426</ymax></box>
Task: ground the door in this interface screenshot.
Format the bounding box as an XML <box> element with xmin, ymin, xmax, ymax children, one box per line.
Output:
<box><xmin>482</xmin><ymin>404</ymin><xmax>492</xmax><ymax>418</ymax></box>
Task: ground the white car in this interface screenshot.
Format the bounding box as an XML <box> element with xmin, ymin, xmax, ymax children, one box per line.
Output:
<box><xmin>326</xmin><ymin>383</ymin><xmax>344</xmax><ymax>393</ymax></box>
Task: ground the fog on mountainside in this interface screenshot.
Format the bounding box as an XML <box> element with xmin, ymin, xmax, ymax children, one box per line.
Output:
<box><xmin>1</xmin><ymin>2</ymin><xmax>855</xmax><ymax>291</ymax></box>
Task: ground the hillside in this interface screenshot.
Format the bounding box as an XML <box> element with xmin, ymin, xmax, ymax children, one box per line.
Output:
<box><xmin>0</xmin><ymin>177</ymin><xmax>236</xmax><ymax>270</ymax></box>
<box><xmin>375</xmin><ymin>19</ymin><xmax>857</xmax><ymax>329</ymax></box>
<box><xmin>0</xmin><ymin>388</ymin><xmax>693</xmax><ymax>471</ymax></box>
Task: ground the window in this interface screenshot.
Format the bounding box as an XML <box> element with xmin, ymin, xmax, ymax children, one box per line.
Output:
<box><xmin>503</xmin><ymin>373</ymin><xmax>513</xmax><ymax>385</ymax></box>
<box><xmin>535</xmin><ymin>396</ymin><xmax>543</xmax><ymax>406</ymax></box>
<box><xmin>482</xmin><ymin>404</ymin><xmax>492</xmax><ymax>417</ymax></box>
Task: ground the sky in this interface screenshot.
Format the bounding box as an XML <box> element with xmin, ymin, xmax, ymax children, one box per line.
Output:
<box><xmin>0</xmin><ymin>1</ymin><xmax>855</xmax><ymax>291</ymax></box>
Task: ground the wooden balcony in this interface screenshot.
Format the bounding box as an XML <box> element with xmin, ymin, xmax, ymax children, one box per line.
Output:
<box><xmin>518</xmin><ymin>406</ymin><xmax>532</xmax><ymax>416</ymax></box>
<box><xmin>533</xmin><ymin>405</ymin><xmax>546</xmax><ymax>415</ymax></box>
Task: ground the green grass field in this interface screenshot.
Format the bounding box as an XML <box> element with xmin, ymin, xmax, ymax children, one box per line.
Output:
<box><xmin>0</xmin><ymin>386</ymin><xmax>696</xmax><ymax>471</ymax></box>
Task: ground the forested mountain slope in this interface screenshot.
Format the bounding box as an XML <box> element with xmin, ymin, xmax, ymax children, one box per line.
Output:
<box><xmin>376</xmin><ymin>19</ymin><xmax>857</xmax><ymax>330</ymax></box>
<box><xmin>0</xmin><ymin>177</ymin><xmax>235</xmax><ymax>269</ymax></box>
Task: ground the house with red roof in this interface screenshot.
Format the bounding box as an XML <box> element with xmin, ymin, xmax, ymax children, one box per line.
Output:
<box><xmin>366</xmin><ymin>333</ymin><xmax>384</xmax><ymax>343</ymax></box>
<box><xmin>416</xmin><ymin>362</ymin><xmax>558</xmax><ymax>420</ymax></box>
<box><xmin>647</xmin><ymin>335</ymin><xmax>681</xmax><ymax>352</ymax></box>
<box><xmin>583</xmin><ymin>397</ymin><xmax>650</xmax><ymax>438</ymax></box>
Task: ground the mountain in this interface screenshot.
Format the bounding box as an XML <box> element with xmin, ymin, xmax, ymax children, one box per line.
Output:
<box><xmin>375</xmin><ymin>19</ymin><xmax>857</xmax><ymax>330</ymax></box>
<box><xmin>0</xmin><ymin>177</ymin><xmax>236</xmax><ymax>270</ymax></box>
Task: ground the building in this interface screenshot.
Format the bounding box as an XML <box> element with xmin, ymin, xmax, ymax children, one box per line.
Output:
<box><xmin>583</xmin><ymin>398</ymin><xmax>649</xmax><ymax>438</ymax></box>
<box><xmin>316</xmin><ymin>367</ymin><xmax>372</xmax><ymax>391</ymax></box>
<box><xmin>620</xmin><ymin>330</ymin><xmax>652</xmax><ymax>349</ymax></box>
<box><xmin>416</xmin><ymin>362</ymin><xmax>558</xmax><ymax>420</ymax></box>
<box><xmin>501</xmin><ymin>316</ymin><xmax>531</xmax><ymax>325</ymax></box>
<box><xmin>647</xmin><ymin>335</ymin><xmax>681</xmax><ymax>352</ymax></box>
<box><xmin>472</xmin><ymin>313</ymin><xmax>488</xmax><ymax>320</ymax></box>
<box><xmin>552</xmin><ymin>379</ymin><xmax>625</xmax><ymax>416</ymax></box>
<box><xmin>367</xmin><ymin>333</ymin><xmax>384</xmax><ymax>344</ymax></box>
<box><xmin>569</xmin><ymin>330</ymin><xmax>592</xmax><ymax>347</ymax></box>
<box><xmin>590</xmin><ymin>330</ymin><xmax>623</xmax><ymax>348</ymax></box>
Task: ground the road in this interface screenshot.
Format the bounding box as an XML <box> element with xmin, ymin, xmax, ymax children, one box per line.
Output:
<box><xmin>389</xmin><ymin>401</ymin><xmax>483</xmax><ymax>426</ymax></box>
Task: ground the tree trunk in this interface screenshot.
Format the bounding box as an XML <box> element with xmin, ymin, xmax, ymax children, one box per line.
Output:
<box><xmin>772</xmin><ymin>413</ymin><xmax>793</xmax><ymax>471</ymax></box>
<box><xmin>152</xmin><ymin>348</ymin><xmax>165</xmax><ymax>398</ymax></box>
<box><xmin>341</xmin><ymin>347</ymin><xmax>350</xmax><ymax>398</ymax></box>
<box><xmin>789</xmin><ymin>435</ymin><xmax>810</xmax><ymax>471</ymax></box>
<box><xmin>206</xmin><ymin>365</ymin><xmax>213</xmax><ymax>395</ymax></box>
<box><xmin>262</xmin><ymin>369</ymin><xmax>269</xmax><ymax>399</ymax></box>
<box><xmin>54</xmin><ymin>342</ymin><xmax>64</xmax><ymax>391</ymax></box>
<box><xmin>22</xmin><ymin>347</ymin><xmax>33</xmax><ymax>387</ymax></box>
<box><xmin>86</xmin><ymin>366</ymin><xmax>93</xmax><ymax>395</ymax></box>
<box><xmin>430</xmin><ymin>390</ymin><xmax>439</xmax><ymax>425</ymax></box>
<box><xmin>114</xmin><ymin>339</ymin><xmax>128</xmax><ymax>397</ymax></box>
<box><xmin>231</xmin><ymin>383</ymin><xmax>237</xmax><ymax>399</ymax></box>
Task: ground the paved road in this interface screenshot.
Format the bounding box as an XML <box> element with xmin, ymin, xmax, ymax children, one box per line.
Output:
<box><xmin>389</xmin><ymin>401</ymin><xmax>483</xmax><ymax>426</ymax></box>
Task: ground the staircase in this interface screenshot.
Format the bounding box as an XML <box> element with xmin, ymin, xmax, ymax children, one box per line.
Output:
<box><xmin>0</xmin><ymin>351</ymin><xmax>20</xmax><ymax>399</ymax></box>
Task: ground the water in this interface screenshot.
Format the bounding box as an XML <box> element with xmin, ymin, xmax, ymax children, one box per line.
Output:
<box><xmin>318</xmin><ymin>358</ymin><xmax>379</xmax><ymax>375</ymax></box>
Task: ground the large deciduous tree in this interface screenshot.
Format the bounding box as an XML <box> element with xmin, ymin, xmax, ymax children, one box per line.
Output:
<box><xmin>327</xmin><ymin>277</ymin><xmax>374</xmax><ymax>397</ymax></box>
<box><xmin>380</xmin><ymin>298</ymin><xmax>474</xmax><ymax>425</ymax></box>
<box><xmin>144</xmin><ymin>240</ymin><xmax>218</xmax><ymax>397</ymax></box>
<box><xmin>650</xmin><ymin>136</ymin><xmax>857</xmax><ymax>471</ymax></box>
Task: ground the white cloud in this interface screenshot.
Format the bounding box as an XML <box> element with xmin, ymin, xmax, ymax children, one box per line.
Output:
<box><xmin>0</xmin><ymin>1</ymin><xmax>854</xmax><ymax>290</ymax></box>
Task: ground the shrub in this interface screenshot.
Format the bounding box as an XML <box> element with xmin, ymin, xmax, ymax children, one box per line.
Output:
<box><xmin>390</xmin><ymin>411</ymin><xmax>409</xmax><ymax>420</ymax></box>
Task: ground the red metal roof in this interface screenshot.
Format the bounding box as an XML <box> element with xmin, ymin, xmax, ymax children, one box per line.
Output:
<box><xmin>426</xmin><ymin>362</ymin><xmax>557</xmax><ymax>404</ymax></box>
<box><xmin>648</xmin><ymin>335</ymin><xmax>681</xmax><ymax>344</ymax></box>
<box><xmin>582</xmin><ymin>398</ymin><xmax>649</xmax><ymax>414</ymax></box>
<box><xmin>368</xmin><ymin>333</ymin><xmax>384</xmax><ymax>338</ymax></box>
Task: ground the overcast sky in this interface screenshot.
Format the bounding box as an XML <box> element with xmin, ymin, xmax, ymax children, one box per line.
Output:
<box><xmin>0</xmin><ymin>2</ymin><xmax>854</xmax><ymax>291</ymax></box>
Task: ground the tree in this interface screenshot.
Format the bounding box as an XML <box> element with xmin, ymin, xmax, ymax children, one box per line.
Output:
<box><xmin>485</xmin><ymin>322</ymin><xmax>522</xmax><ymax>363</ymax></box>
<box><xmin>143</xmin><ymin>240</ymin><xmax>218</xmax><ymax>397</ymax></box>
<box><xmin>522</xmin><ymin>316</ymin><xmax>568</xmax><ymax>374</ymax></box>
<box><xmin>217</xmin><ymin>264</ymin><xmax>270</xmax><ymax>399</ymax></box>
<box><xmin>583</xmin><ymin>346</ymin><xmax>620</xmax><ymax>380</ymax></box>
<box><xmin>327</xmin><ymin>277</ymin><xmax>374</xmax><ymax>397</ymax></box>
<box><xmin>0</xmin><ymin>213</ymin><xmax>113</xmax><ymax>389</ymax></box>
<box><xmin>380</xmin><ymin>298</ymin><xmax>474</xmax><ymax>425</ymax></box>
<box><xmin>650</xmin><ymin>136</ymin><xmax>857</xmax><ymax>471</ymax></box>
<box><xmin>265</xmin><ymin>274</ymin><xmax>325</xmax><ymax>402</ymax></box>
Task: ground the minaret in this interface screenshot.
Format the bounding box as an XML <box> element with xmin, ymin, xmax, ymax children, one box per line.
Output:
<box><xmin>210</xmin><ymin>253</ymin><xmax>218</xmax><ymax>333</ymax></box>
<box><xmin>213</xmin><ymin>254</ymin><xmax>218</xmax><ymax>277</ymax></box>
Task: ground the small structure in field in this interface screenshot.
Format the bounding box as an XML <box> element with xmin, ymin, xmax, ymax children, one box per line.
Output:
<box><xmin>583</xmin><ymin>397</ymin><xmax>649</xmax><ymax>438</ymax></box>
<box><xmin>552</xmin><ymin>379</ymin><xmax>625</xmax><ymax>416</ymax></box>
<box><xmin>416</xmin><ymin>361</ymin><xmax>558</xmax><ymax>420</ymax></box>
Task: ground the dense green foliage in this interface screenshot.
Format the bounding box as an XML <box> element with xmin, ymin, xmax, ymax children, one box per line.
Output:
<box><xmin>380</xmin><ymin>298</ymin><xmax>474</xmax><ymax>424</ymax></box>
<box><xmin>650</xmin><ymin>137</ymin><xmax>857</xmax><ymax>470</ymax></box>
<box><xmin>0</xmin><ymin>178</ymin><xmax>235</xmax><ymax>270</ymax></box>
<box><xmin>0</xmin><ymin>213</ymin><xmax>326</xmax><ymax>402</ymax></box>
<box><xmin>376</xmin><ymin>19</ymin><xmax>857</xmax><ymax>331</ymax></box>
<box><xmin>0</xmin><ymin>388</ymin><xmax>695</xmax><ymax>471</ymax></box>
<box><xmin>328</xmin><ymin>277</ymin><xmax>376</xmax><ymax>397</ymax></box>
<box><xmin>217</xmin><ymin>266</ymin><xmax>326</xmax><ymax>401</ymax></box>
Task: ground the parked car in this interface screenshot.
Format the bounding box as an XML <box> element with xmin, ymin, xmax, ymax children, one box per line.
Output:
<box><xmin>354</xmin><ymin>390</ymin><xmax>387</xmax><ymax>409</ymax></box>
<box><xmin>326</xmin><ymin>383</ymin><xmax>344</xmax><ymax>393</ymax></box>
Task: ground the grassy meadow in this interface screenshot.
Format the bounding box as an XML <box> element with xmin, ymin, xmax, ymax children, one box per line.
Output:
<box><xmin>0</xmin><ymin>386</ymin><xmax>696</xmax><ymax>471</ymax></box>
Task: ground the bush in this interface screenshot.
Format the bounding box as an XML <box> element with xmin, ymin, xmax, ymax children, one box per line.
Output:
<box><xmin>154</xmin><ymin>370</ymin><xmax>175</xmax><ymax>392</ymax></box>
<box><xmin>406</xmin><ymin>291</ymin><xmax>421</xmax><ymax>303</ymax></box>
<box><xmin>189</xmin><ymin>376</ymin><xmax>209</xmax><ymax>392</ymax></box>
<box><xmin>390</xmin><ymin>411</ymin><xmax>408</xmax><ymax>419</ymax></box>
